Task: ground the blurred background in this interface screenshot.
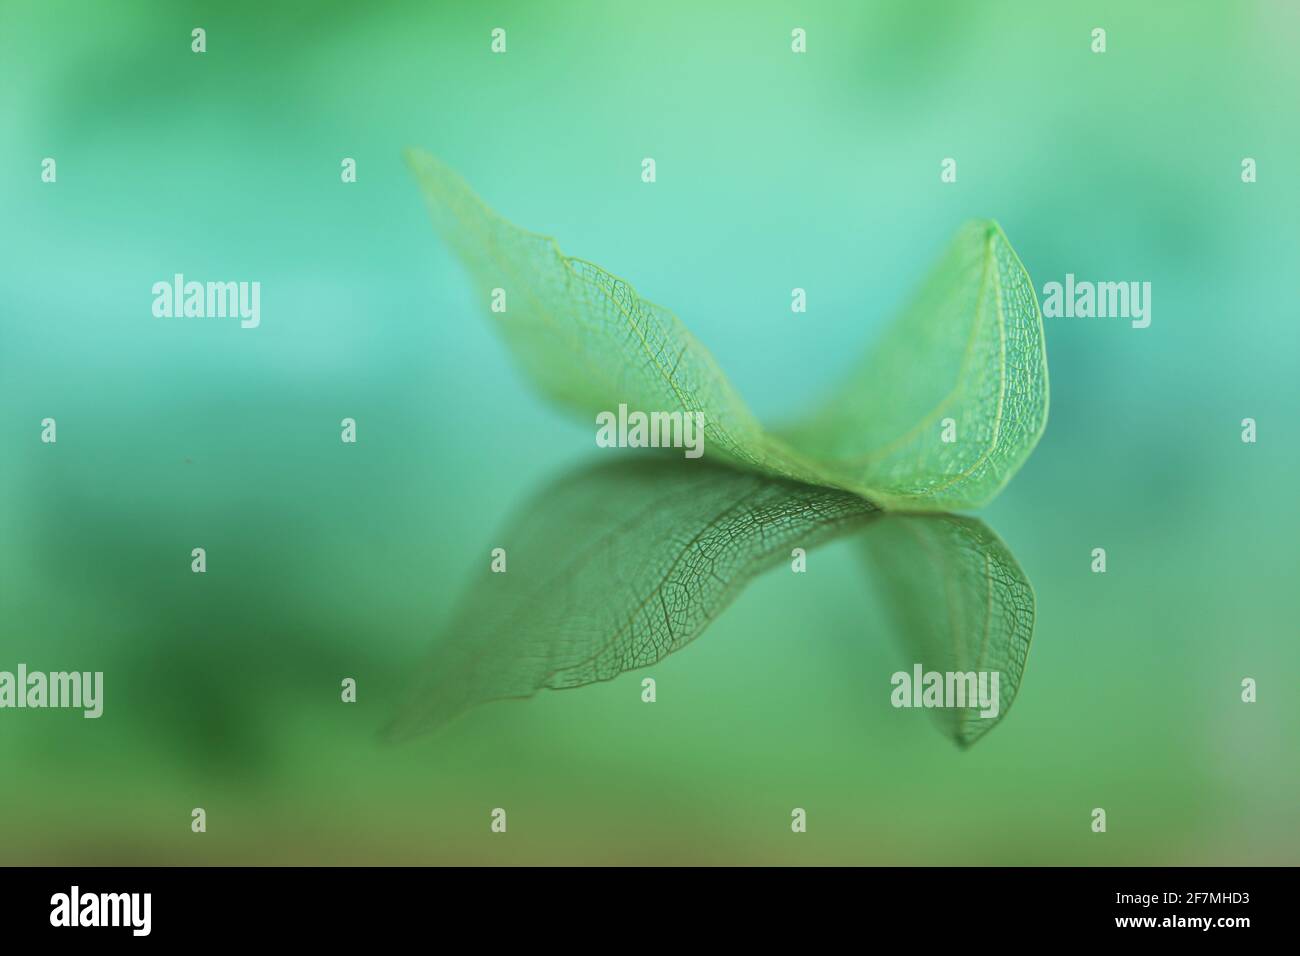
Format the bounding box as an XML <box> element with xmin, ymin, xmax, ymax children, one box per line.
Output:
<box><xmin>1</xmin><ymin>0</ymin><xmax>1296</xmax><ymax>864</ymax></box>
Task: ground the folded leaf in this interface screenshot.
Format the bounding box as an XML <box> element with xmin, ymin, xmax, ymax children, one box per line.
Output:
<box><xmin>407</xmin><ymin>149</ymin><xmax>1048</xmax><ymax>511</ymax></box>
<box><xmin>386</xmin><ymin>459</ymin><xmax>1034</xmax><ymax>746</ymax></box>
<box><xmin>858</xmin><ymin>513</ymin><xmax>1035</xmax><ymax>747</ymax></box>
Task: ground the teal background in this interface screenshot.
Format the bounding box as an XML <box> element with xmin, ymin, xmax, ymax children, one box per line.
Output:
<box><xmin>1</xmin><ymin>0</ymin><xmax>1296</xmax><ymax>863</ymax></box>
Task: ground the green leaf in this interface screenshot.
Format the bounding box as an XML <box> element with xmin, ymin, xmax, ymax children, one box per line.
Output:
<box><xmin>406</xmin><ymin>149</ymin><xmax>1048</xmax><ymax>511</ymax></box>
<box><xmin>858</xmin><ymin>513</ymin><xmax>1035</xmax><ymax>747</ymax></box>
<box><xmin>385</xmin><ymin>460</ymin><xmax>1034</xmax><ymax>746</ymax></box>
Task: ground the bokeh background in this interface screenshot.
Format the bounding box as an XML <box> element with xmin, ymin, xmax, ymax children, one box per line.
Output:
<box><xmin>2</xmin><ymin>0</ymin><xmax>1296</xmax><ymax>864</ymax></box>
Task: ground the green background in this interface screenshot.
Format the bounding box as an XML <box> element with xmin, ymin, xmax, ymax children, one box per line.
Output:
<box><xmin>2</xmin><ymin>0</ymin><xmax>1296</xmax><ymax>864</ymax></box>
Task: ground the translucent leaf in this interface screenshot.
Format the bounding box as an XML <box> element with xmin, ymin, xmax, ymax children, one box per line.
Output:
<box><xmin>406</xmin><ymin>149</ymin><xmax>1048</xmax><ymax>511</ymax></box>
<box><xmin>386</xmin><ymin>460</ymin><xmax>1033</xmax><ymax>746</ymax></box>
<box><xmin>858</xmin><ymin>513</ymin><xmax>1034</xmax><ymax>747</ymax></box>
